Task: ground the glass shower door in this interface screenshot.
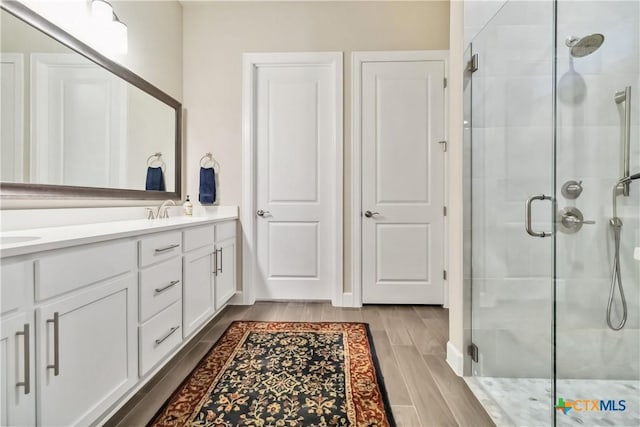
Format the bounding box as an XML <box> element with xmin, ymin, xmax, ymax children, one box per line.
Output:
<box><xmin>554</xmin><ymin>1</ymin><xmax>640</xmax><ymax>426</ymax></box>
<box><xmin>467</xmin><ymin>1</ymin><xmax>556</xmax><ymax>425</ymax></box>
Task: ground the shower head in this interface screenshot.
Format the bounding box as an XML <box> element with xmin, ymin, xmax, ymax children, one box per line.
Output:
<box><xmin>565</xmin><ymin>34</ymin><xmax>605</xmax><ymax>57</ymax></box>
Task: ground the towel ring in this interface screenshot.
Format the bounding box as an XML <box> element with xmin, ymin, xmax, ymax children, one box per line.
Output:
<box><xmin>147</xmin><ymin>152</ymin><xmax>166</xmax><ymax>171</ymax></box>
<box><xmin>200</xmin><ymin>153</ymin><xmax>219</xmax><ymax>170</ymax></box>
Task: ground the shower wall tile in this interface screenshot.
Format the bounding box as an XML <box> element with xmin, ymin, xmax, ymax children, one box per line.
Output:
<box><xmin>556</xmin><ymin>328</ymin><xmax>640</xmax><ymax>379</ymax></box>
<box><xmin>556</xmin><ymin>290</ymin><xmax>639</xmax><ymax>332</ymax></box>
<box><xmin>505</xmin><ymin>126</ymin><xmax>553</xmax><ymax>179</ymax></box>
<box><xmin>556</xmin><ymin>74</ymin><xmax>640</xmax><ymax>127</ymax></box>
<box><xmin>555</xmin><ymin>126</ymin><xmax>623</xmax><ymax>179</ymax></box>
<box><xmin>494</xmin><ymin>329</ymin><xmax>552</xmax><ymax>378</ymax></box>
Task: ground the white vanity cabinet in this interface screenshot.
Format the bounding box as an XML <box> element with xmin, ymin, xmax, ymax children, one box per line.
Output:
<box><xmin>182</xmin><ymin>221</ymin><xmax>237</xmax><ymax>337</ymax></box>
<box><xmin>214</xmin><ymin>222</ymin><xmax>237</xmax><ymax>310</ymax></box>
<box><xmin>34</xmin><ymin>241</ymin><xmax>138</xmax><ymax>427</ymax></box>
<box><xmin>138</xmin><ymin>232</ymin><xmax>183</xmax><ymax>376</ymax></box>
<box><xmin>36</xmin><ymin>275</ymin><xmax>137</xmax><ymax>426</ymax></box>
<box><xmin>0</xmin><ymin>259</ymin><xmax>35</xmax><ymax>427</ymax></box>
<box><xmin>182</xmin><ymin>225</ymin><xmax>216</xmax><ymax>337</ymax></box>
<box><xmin>0</xmin><ymin>212</ymin><xmax>238</xmax><ymax>426</ymax></box>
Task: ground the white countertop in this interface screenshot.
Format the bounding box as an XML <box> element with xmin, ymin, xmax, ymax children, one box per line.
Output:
<box><xmin>0</xmin><ymin>206</ymin><xmax>238</xmax><ymax>258</ymax></box>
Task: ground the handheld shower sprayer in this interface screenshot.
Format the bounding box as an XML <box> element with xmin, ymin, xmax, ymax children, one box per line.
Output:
<box><xmin>618</xmin><ymin>172</ymin><xmax>640</xmax><ymax>185</ymax></box>
<box><xmin>607</xmin><ymin>172</ymin><xmax>640</xmax><ymax>331</ymax></box>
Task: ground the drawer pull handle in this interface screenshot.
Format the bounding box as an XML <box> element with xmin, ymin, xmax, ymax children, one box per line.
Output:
<box><xmin>155</xmin><ymin>244</ymin><xmax>180</xmax><ymax>253</ymax></box>
<box><xmin>46</xmin><ymin>312</ymin><xmax>60</xmax><ymax>376</ymax></box>
<box><xmin>212</xmin><ymin>249</ymin><xmax>218</xmax><ymax>276</ymax></box>
<box><xmin>155</xmin><ymin>326</ymin><xmax>180</xmax><ymax>346</ymax></box>
<box><xmin>15</xmin><ymin>323</ymin><xmax>30</xmax><ymax>394</ymax></box>
<box><xmin>154</xmin><ymin>280</ymin><xmax>180</xmax><ymax>294</ymax></box>
<box><xmin>218</xmin><ymin>248</ymin><xmax>223</xmax><ymax>274</ymax></box>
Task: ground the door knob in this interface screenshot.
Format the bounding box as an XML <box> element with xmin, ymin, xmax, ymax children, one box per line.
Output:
<box><xmin>256</xmin><ymin>209</ymin><xmax>270</xmax><ymax>217</ymax></box>
<box><xmin>364</xmin><ymin>210</ymin><xmax>380</xmax><ymax>218</ymax></box>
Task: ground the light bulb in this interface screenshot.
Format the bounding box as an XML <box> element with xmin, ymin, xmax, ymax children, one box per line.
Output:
<box><xmin>111</xmin><ymin>18</ymin><xmax>128</xmax><ymax>55</ymax></box>
<box><xmin>91</xmin><ymin>0</ymin><xmax>113</xmax><ymax>23</ymax></box>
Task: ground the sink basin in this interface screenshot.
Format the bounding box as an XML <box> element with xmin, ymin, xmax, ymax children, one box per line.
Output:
<box><xmin>1</xmin><ymin>236</ymin><xmax>40</xmax><ymax>245</ymax></box>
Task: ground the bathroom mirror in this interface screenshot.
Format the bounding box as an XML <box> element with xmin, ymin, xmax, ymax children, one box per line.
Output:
<box><xmin>0</xmin><ymin>2</ymin><xmax>181</xmax><ymax>200</ymax></box>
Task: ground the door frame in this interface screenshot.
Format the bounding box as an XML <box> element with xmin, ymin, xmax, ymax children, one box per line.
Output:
<box><xmin>241</xmin><ymin>52</ymin><xmax>343</xmax><ymax>306</ymax></box>
<box><xmin>350</xmin><ymin>50</ymin><xmax>449</xmax><ymax>308</ymax></box>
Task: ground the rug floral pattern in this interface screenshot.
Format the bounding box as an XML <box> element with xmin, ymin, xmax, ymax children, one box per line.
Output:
<box><xmin>150</xmin><ymin>322</ymin><xmax>394</xmax><ymax>427</ymax></box>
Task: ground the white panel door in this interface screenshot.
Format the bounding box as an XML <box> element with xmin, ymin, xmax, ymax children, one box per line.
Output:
<box><xmin>1</xmin><ymin>53</ymin><xmax>24</xmax><ymax>182</ymax></box>
<box><xmin>254</xmin><ymin>61</ymin><xmax>338</xmax><ymax>300</ymax></box>
<box><xmin>31</xmin><ymin>54</ymin><xmax>126</xmax><ymax>187</ymax></box>
<box><xmin>361</xmin><ymin>60</ymin><xmax>445</xmax><ymax>304</ymax></box>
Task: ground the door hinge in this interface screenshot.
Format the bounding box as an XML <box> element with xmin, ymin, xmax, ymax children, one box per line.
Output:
<box><xmin>468</xmin><ymin>343</ymin><xmax>479</xmax><ymax>363</ymax></box>
<box><xmin>443</xmin><ymin>270</ymin><xmax>447</xmax><ymax>280</ymax></box>
<box><xmin>443</xmin><ymin>206</ymin><xmax>447</xmax><ymax>216</ymax></box>
<box><xmin>438</xmin><ymin>140</ymin><xmax>447</xmax><ymax>152</ymax></box>
<box><xmin>443</xmin><ymin>77</ymin><xmax>447</xmax><ymax>88</ymax></box>
<box><xmin>467</xmin><ymin>53</ymin><xmax>479</xmax><ymax>73</ymax></box>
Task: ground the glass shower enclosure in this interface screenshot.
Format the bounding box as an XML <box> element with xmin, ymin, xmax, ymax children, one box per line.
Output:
<box><xmin>464</xmin><ymin>1</ymin><xmax>639</xmax><ymax>426</ymax></box>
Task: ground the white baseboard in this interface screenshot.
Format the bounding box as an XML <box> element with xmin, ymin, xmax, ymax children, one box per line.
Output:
<box><xmin>229</xmin><ymin>291</ymin><xmax>252</xmax><ymax>305</ymax></box>
<box><xmin>446</xmin><ymin>341</ymin><xmax>464</xmax><ymax>376</ymax></box>
<box><xmin>332</xmin><ymin>292</ymin><xmax>362</xmax><ymax>308</ymax></box>
<box><xmin>341</xmin><ymin>292</ymin><xmax>353</xmax><ymax>307</ymax></box>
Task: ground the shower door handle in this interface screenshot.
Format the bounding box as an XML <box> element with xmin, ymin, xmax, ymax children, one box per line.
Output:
<box><xmin>525</xmin><ymin>194</ymin><xmax>553</xmax><ymax>238</ymax></box>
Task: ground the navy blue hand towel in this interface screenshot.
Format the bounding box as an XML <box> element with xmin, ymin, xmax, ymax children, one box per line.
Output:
<box><xmin>145</xmin><ymin>167</ymin><xmax>165</xmax><ymax>191</ymax></box>
<box><xmin>199</xmin><ymin>167</ymin><xmax>216</xmax><ymax>204</ymax></box>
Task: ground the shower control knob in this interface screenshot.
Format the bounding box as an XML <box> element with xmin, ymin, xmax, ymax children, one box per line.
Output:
<box><xmin>561</xmin><ymin>180</ymin><xmax>583</xmax><ymax>199</ymax></box>
<box><xmin>563</xmin><ymin>216</ymin><xmax>595</xmax><ymax>226</ymax></box>
<box><xmin>557</xmin><ymin>206</ymin><xmax>595</xmax><ymax>234</ymax></box>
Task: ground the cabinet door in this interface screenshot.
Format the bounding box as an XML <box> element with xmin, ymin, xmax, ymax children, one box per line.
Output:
<box><xmin>36</xmin><ymin>275</ymin><xmax>137</xmax><ymax>426</ymax></box>
<box><xmin>0</xmin><ymin>313</ymin><xmax>35</xmax><ymax>427</ymax></box>
<box><xmin>215</xmin><ymin>238</ymin><xmax>236</xmax><ymax>310</ymax></box>
<box><xmin>182</xmin><ymin>247</ymin><xmax>214</xmax><ymax>337</ymax></box>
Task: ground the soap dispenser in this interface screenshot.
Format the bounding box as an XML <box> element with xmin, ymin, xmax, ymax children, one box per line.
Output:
<box><xmin>183</xmin><ymin>195</ymin><xmax>193</xmax><ymax>216</ymax></box>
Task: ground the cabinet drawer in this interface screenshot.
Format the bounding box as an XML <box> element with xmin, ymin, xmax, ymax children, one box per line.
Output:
<box><xmin>1</xmin><ymin>259</ymin><xmax>32</xmax><ymax>315</ymax></box>
<box><xmin>139</xmin><ymin>301</ymin><xmax>182</xmax><ymax>376</ymax></box>
<box><xmin>183</xmin><ymin>225</ymin><xmax>215</xmax><ymax>253</ymax></box>
<box><xmin>140</xmin><ymin>257</ymin><xmax>182</xmax><ymax>322</ymax></box>
<box><xmin>36</xmin><ymin>241</ymin><xmax>135</xmax><ymax>301</ymax></box>
<box><xmin>215</xmin><ymin>221</ymin><xmax>236</xmax><ymax>242</ymax></box>
<box><xmin>139</xmin><ymin>232</ymin><xmax>181</xmax><ymax>267</ymax></box>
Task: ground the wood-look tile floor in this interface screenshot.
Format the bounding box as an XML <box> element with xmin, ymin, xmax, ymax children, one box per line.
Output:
<box><xmin>105</xmin><ymin>302</ymin><xmax>494</xmax><ymax>427</ymax></box>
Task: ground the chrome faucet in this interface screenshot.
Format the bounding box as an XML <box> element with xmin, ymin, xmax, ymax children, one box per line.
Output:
<box><xmin>157</xmin><ymin>200</ymin><xmax>176</xmax><ymax>219</ymax></box>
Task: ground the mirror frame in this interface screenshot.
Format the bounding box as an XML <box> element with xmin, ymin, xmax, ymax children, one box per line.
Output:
<box><xmin>0</xmin><ymin>1</ymin><xmax>182</xmax><ymax>201</ymax></box>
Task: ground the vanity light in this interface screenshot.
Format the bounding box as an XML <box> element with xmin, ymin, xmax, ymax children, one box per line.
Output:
<box><xmin>111</xmin><ymin>16</ymin><xmax>128</xmax><ymax>54</ymax></box>
<box><xmin>90</xmin><ymin>0</ymin><xmax>113</xmax><ymax>22</ymax></box>
<box><xmin>90</xmin><ymin>0</ymin><xmax>128</xmax><ymax>55</ymax></box>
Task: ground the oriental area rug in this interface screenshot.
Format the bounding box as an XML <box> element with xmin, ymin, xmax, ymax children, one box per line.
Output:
<box><xmin>149</xmin><ymin>321</ymin><xmax>396</xmax><ymax>427</ymax></box>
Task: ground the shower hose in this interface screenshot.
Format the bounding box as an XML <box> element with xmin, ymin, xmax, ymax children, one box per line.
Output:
<box><xmin>607</xmin><ymin>217</ymin><xmax>628</xmax><ymax>330</ymax></box>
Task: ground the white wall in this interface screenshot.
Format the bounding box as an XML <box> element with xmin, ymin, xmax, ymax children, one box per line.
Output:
<box><xmin>182</xmin><ymin>1</ymin><xmax>451</xmax><ymax>293</ymax></box>
<box><xmin>447</xmin><ymin>0</ymin><xmax>466</xmax><ymax>374</ymax></box>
